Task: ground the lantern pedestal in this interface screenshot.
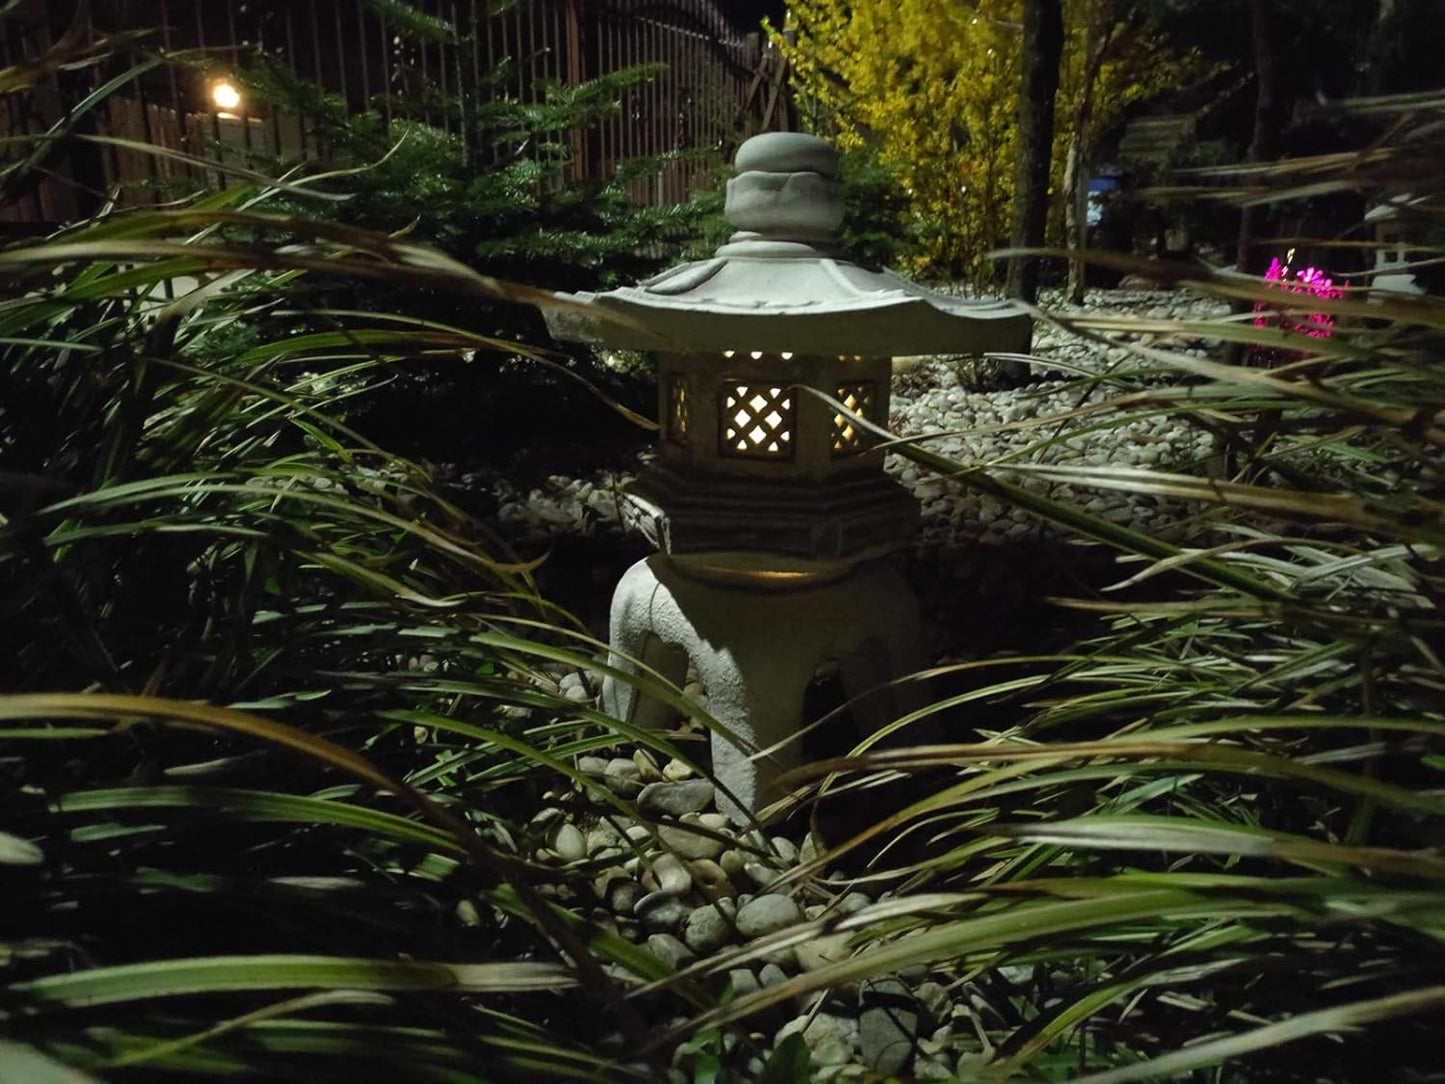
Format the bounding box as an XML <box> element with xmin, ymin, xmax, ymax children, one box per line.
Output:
<box><xmin>601</xmin><ymin>553</ymin><xmax>922</xmax><ymax>820</ymax></box>
<box><xmin>620</xmin><ymin>465</ymin><xmax>919</xmax><ymax>583</ymax></box>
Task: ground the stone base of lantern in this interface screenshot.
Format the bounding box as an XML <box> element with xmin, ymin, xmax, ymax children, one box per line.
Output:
<box><xmin>601</xmin><ymin>552</ymin><xmax>923</xmax><ymax>820</ymax></box>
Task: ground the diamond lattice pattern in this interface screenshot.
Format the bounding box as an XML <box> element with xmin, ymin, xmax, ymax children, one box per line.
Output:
<box><xmin>668</xmin><ymin>378</ymin><xmax>689</xmax><ymax>445</ymax></box>
<box><xmin>831</xmin><ymin>382</ymin><xmax>875</xmax><ymax>454</ymax></box>
<box><xmin>722</xmin><ymin>383</ymin><xmax>793</xmax><ymax>458</ymax></box>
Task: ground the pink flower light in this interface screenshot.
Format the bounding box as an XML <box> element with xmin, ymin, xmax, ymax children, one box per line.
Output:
<box><xmin>1253</xmin><ymin>254</ymin><xmax>1343</xmax><ymax>347</ymax></box>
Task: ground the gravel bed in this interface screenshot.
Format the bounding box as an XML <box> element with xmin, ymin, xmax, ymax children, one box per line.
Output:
<box><xmin>514</xmin><ymin>685</ymin><xmax>981</xmax><ymax>1080</ymax></box>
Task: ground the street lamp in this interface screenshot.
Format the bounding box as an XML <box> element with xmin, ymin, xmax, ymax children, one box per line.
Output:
<box><xmin>541</xmin><ymin>132</ymin><xmax>1031</xmax><ymax>817</ymax></box>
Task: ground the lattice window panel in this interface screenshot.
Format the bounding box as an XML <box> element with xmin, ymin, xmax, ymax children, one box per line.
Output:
<box><xmin>721</xmin><ymin>383</ymin><xmax>794</xmax><ymax>458</ymax></box>
<box><xmin>831</xmin><ymin>382</ymin><xmax>876</xmax><ymax>455</ymax></box>
<box><xmin>666</xmin><ymin>377</ymin><xmax>689</xmax><ymax>446</ymax></box>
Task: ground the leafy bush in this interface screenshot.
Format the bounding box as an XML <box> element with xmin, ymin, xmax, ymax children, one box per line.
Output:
<box><xmin>772</xmin><ymin>0</ymin><xmax>1205</xmax><ymax>284</ymax></box>
<box><xmin>235</xmin><ymin>13</ymin><xmax>726</xmax><ymax>466</ymax></box>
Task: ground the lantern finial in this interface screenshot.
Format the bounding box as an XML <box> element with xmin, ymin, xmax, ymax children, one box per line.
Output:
<box><xmin>725</xmin><ymin>133</ymin><xmax>843</xmax><ymax>242</ymax></box>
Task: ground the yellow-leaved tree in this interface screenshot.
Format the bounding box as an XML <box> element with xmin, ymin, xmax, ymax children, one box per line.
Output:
<box><xmin>770</xmin><ymin>0</ymin><xmax>1205</xmax><ymax>286</ymax></box>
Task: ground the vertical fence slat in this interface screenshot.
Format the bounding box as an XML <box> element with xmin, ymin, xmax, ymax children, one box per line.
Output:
<box><xmin>565</xmin><ymin>0</ymin><xmax>582</xmax><ymax>182</ymax></box>
<box><xmin>0</xmin><ymin>0</ymin><xmax>786</xmax><ymax>227</ymax></box>
<box><xmin>600</xmin><ymin>3</ymin><xmax>612</xmax><ymax>179</ymax></box>
<box><xmin>380</xmin><ymin>14</ymin><xmax>391</xmax><ymax>125</ymax></box>
<box><xmin>332</xmin><ymin>1</ymin><xmax>348</xmax><ymax>116</ymax></box>
<box><xmin>438</xmin><ymin>2</ymin><xmax>452</xmax><ymax>134</ymax></box>
<box><xmin>356</xmin><ymin>4</ymin><xmax>371</xmax><ymax>109</ymax></box>
<box><xmin>649</xmin><ymin>5</ymin><xmax>660</xmax><ymax>203</ymax></box>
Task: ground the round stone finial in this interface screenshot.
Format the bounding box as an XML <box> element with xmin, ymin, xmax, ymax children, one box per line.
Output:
<box><xmin>725</xmin><ymin>132</ymin><xmax>843</xmax><ymax>238</ymax></box>
<box><xmin>734</xmin><ymin>132</ymin><xmax>838</xmax><ymax>178</ymax></box>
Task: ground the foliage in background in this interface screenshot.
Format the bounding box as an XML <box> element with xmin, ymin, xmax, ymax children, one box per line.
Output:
<box><xmin>770</xmin><ymin>0</ymin><xmax>1203</xmax><ymax>284</ymax></box>
<box><xmin>227</xmin><ymin>0</ymin><xmax>727</xmax><ymax>465</ymax></box>
<box><xmin>833</xmin><ymin>145</ymin><xmax>919</xmax><ymax>270</ymax></box>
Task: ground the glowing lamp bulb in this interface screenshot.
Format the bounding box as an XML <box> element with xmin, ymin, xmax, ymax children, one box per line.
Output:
<box><xmin>211</xmin><ymin>80</ymin><xmax>242</xmax><ymax>112</ymax></box>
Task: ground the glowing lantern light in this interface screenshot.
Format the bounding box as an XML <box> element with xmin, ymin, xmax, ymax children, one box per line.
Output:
<box><xmin>209</xmin><ymin>79</ymin><xmax>242</xmax><ymax>114</ymax></box>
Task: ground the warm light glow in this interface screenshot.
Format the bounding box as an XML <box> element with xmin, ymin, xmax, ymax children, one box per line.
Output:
<box><xmin>780</xmin><ymin>352</ymin><xmax>793</xmax><ymax>360</ymax></box>
<box><xmin>722</xmin><ymin>350</ymin><xmax>735</xmax><ymax>358</ymax></box>
<box><xmin>750</xmin><ymin>350</ymin><xmax>763</xmax><ymax>359</ymax></box>
<box><xmin>722</xmin><ymin>384</ymin><xmax>792</xmax><ymax>458</ymax></box>
<box><xmin>210</xmin><ymin>79</ymin><xmax>242</xmax><ymax>113</ymax></box>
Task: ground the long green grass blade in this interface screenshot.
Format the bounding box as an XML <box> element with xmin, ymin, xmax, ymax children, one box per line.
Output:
<box><xmin>11</xmin><ymin>955</ymin><xmax>575</xmax><ymax>1007</ymax></box>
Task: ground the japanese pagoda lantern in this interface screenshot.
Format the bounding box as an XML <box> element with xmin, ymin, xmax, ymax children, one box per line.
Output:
<box><xmin>541</xmin><ymin>133</ymin><xmax>1031</xmax><ymax>817</ymax></box>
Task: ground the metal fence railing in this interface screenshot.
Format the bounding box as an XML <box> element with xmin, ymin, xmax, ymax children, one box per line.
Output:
<box><xmin>0</xmin><ymin>0</ymin><xmax>793</xmax><ymax>227</ymax></box>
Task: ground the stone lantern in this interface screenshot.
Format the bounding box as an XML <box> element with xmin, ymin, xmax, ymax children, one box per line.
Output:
<box><xmin>541</xmin><ymin>133</ymin><xmax>1031</xmax><ymax>818</ymax></box>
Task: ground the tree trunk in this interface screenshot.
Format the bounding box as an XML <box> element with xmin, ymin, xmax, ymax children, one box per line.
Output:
<box><xmin>1362</xmin><ymin>0</ymin><xmax>1396</xmax><ymax>96</ymax></box>
<box><xmin>1007</xmin><ymin>0</ymin><xmax>1064</xmax><ymax>309</ymax></box>
<box><xmin>1234</xmin><ymin>0</ymin><xmax>1280</xmax><ymax>279</ymax></box>
<box><xmin>1064</xmin><ymin>14</ymin><xmax>1117</xmax><ymax>304</ymax></box>
<box><xmin>1224</xmin><ymin>0</ymin><xmax>1284</xmax><ymax>381</ymax></box>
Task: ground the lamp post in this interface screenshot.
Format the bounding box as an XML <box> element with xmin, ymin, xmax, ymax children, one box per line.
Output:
<box><xmin>541</xmin><ymin>133</ymin><xmax>1031</xmax><ymax>817</ymax></box>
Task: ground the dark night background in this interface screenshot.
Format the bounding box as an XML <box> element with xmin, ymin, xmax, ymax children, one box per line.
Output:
<box><xmin>719</xmin><ymin>0</ymin><xmax>787</xmax><ymax>32</ymax></box>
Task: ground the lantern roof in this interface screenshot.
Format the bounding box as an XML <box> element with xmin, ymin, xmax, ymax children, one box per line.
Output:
<box><xmin>542</xmin><ymin>133</ymin><xmax>1033</xmax><ymax>357</ymax></box>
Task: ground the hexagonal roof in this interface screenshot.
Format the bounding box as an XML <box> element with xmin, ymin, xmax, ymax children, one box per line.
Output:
<box><xmin>541</xmin><ymin>133</ymin><xmax>1033</xmax><ymax>357</ymax></box>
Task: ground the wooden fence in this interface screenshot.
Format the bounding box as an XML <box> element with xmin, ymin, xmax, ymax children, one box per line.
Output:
<box><xmin>0</xmin><ymin>0</ymin><xmax>793</xmax><ymax>227</ymax></box>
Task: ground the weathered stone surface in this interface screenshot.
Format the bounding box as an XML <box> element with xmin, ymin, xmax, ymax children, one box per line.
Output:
<box><xmin>550</xmin><ymin>822</ymin><xmax>585</xmax><ymax>862</ymax></box>
<box><xmin>735</xmin><ymin>893</ymin><xmax>802</xmax><ymax>938</ymax></box>
<box><xmin>743</xmin><ymin>861</ymin><xmax>782</xmax><ymax>890</ymax></box>
<box><xmin>687</xmin><ymin>858</ymin><xmax>736</xmax><ymax>899</ymax></box>
<box><xmin>758</xmin><ymin>962</ymin><xmax>789</xmax><ymax>988</ymax></box>
<box><xmin>799</xmin><ymin>832</ymin><xmax>820</xmax><ymax>864</ymax></box>
<box><xmin>914</xmin><ymin>980</ymin><xmax>950</xmax><ymax>1026</ymax></box>
<box><xmin>585</xmin><ymin>820</ymin><xmax>623</xmax><ymax>855</ymax></box>
<box><xmin>635</xmin><ymin>891</ymin><xmax>689</xmax><ymax>933</ymax></box>
<box><xmin>859</xmin><ymin>979</ymin><xmax>919</xmax><ymax>1077</ymax></box>
<box><xmin>646</xmin><ymin>932</ymin><xmax>696</xmax><ymax>971</ymax></box>
<box><xmin>795</xmin><ymin>931</ymin><xmax>851</xmax><ymax>972</ymax></box>
<box><xmin>633</xmin><ymin>748</ymin><xmax>664</xmax><ymax>783</ymax></box>
<box><xmin>658</xmin><ymin>823</ymin><xmax>725</xmax><ymax>860</ymax></box>
<box><xmin>769</xmin><ymin>835</ymin><xmax>799</xmax><ymax>864</ymax></box>
<box><xmin>797</xmin><ymin>1013</ymin><xmax>857</xmax><ymax>1068</ymax></box>
<box><xmin>726</xmin><ymin>968</ymin><xmax>760</xmax><ymax>997</ymax></box>
<box><xmin>638</xmin><ymin>779</ymin><xmax>716</xmax><ymax>817</ymax></box>
<box><xmin>662</xmin><ymin>757</ymin><xmax>695</xmax><ymax>781</ymax></box>
<box><xmin>836</xmin><ymin>891</ymin><xmax>873</xmax><ymax>915</ymax></box>
<box><xmin>604</xmin><ymin>757</ymin><xmax>642</xmax><ymax>796</ymax></box>
<box><xmin>577</xmin><ymin>755</ymin><xmax>609</xmax><ymax>776</ymax></box>
<box><xmin>604</xmin><ymin>876</ymin><xmax>641</xmax><ymax>916</ymax></box>
<box><xmin>651</xmin><ymin>853</ymin><xmax>692</xmax><ymax>896</ymax></box>
<box><xmin>682</xmin><ymin>906</ymin><xmax>732</xmax><ymax>955</ymax></box>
